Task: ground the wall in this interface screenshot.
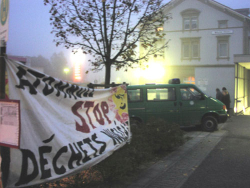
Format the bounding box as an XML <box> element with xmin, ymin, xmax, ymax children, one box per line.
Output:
<box><xmin>195</xmin><ymin>67</ymin><xmax>235</xmax><ymax>108</ymax></box>
<box><xmin>163</xmin><ymin>0</ymin><xmax>244</xmax><ymax>67</ymax></box>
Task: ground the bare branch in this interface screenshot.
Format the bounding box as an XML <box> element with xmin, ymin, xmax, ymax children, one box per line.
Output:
<box><xmin>44</xmin><ymin>0</ymin><xmax>170</xmax><ymax>84</ymax></box>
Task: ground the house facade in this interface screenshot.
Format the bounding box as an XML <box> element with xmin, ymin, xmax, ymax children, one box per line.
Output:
<box><xmin>141</xmin><ymin>0</ymin><xmax>250</xmax><ymax>113</ymax></box>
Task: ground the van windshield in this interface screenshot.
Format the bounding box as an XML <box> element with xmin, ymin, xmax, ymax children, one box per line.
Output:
<box><xmin>180</xmin><ymin>87</ymin><xmax>203</xmax><ymax>100</ymax></box>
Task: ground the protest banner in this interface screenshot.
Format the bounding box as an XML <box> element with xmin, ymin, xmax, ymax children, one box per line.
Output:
<box><xmin>2</xmin><ymin>58</ymin><xmax>130</xmax><ymax>187</ymax></box>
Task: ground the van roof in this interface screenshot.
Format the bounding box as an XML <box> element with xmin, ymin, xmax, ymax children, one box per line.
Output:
<box><xmin>127</xmin><ymin>83</ymin><xmax>196</xmax><ymax>89</ymax></box>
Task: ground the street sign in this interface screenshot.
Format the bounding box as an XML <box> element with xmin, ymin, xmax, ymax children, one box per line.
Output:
<box><xmin>0</xmin><ymin>0</ymin><xmax>9</xmax><ymax>42</ymax></box>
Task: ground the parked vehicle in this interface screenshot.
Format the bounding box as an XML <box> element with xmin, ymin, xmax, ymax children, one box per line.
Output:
<box><xmin>127</xmin><ymin>79</ymin><xmax>228</xmax><ymax>132</ymax></box>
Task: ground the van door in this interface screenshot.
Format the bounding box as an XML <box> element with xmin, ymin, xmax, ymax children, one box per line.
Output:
<box><xmin>145</xmin><ymin>87</ymin><xmax>180</xmax><ymax>124</ymax></box>
<box><xmin>179</xmin><ymin>87</ymin><xmax>207</xmax><ymax>126</ymax></box>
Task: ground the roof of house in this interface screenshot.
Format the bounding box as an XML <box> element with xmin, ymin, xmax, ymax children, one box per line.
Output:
<box><xmin>8</xmin><ymin>55</ymin><xmax>27</xmax><ymax>63</ymax></box>
<box><xmin>234</xmin><ymin>8</ymin><xmax>250</xmax><ymax>17</ymax></box>
<box><xmin>162</xmin><ymin>0</ymin><xmax>250</xmax><ymax>21</ymax></box>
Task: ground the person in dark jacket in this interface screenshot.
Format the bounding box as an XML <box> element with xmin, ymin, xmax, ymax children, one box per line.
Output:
<box><xmin>221</xmin><ymin>87</ymin><xmax>230</xmax><ymax>114</ymax></box>
<box><xmin>216</xmin><ymin>88</ymin><xmax>223</xmax><ymax>101</ymax></box>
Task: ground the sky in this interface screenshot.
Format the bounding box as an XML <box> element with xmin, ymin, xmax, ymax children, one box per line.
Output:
<box><xmin>4</xmin><ymin>0</ymin><xmax>250</xmax><ymax>66</ymax></box>
<box><xmin>7</xmin><ymin>0</ymin><xmax>70</xmax><ymax>60</ymax></box>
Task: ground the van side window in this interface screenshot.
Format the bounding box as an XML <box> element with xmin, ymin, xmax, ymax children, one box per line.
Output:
<box><xmin>128</xmin><ymin>89</ymin><xmax>142</xmax><ymax>102</ymax></box>
<box><xmin>147</xmin><ymin>88</ymin><xmax>176</xmax><ymax>101</ymax></box>
<box><xmin>181</xmin><ymin>87</ymin><xmax>203</xmax><ymax>100</ymax></box>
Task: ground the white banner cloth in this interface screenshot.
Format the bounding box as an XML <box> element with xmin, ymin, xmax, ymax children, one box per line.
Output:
<box><xmin>4</xmin><ymin>59</ymin><xmax>130</xmax><ymax>187</ymax></box>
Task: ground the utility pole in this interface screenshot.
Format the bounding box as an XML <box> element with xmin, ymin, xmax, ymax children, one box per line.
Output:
<box><xmin>0</xmin><ymin>40</ymin><xmax>9</xmax><ymax>188</ymax></box>
<box><xmin>0</xmin><ymin>0</ymin><xmax>11</xmax><ymax>186</ymax></box>
<box><xmin>0</xmin><ymin>40</ymin><xmax>6</xmax><ymax>98</ymax></box>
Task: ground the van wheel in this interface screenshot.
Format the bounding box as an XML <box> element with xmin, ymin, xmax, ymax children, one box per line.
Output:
<box><xmin>130</xmin><ymin>119</ymin><xmax>142</xmax><ymax>128</ymax></box>
<box><xmin>202</xmin><ymin>116</ymin><xmax>217</xmax><ymax>132</ymax></box>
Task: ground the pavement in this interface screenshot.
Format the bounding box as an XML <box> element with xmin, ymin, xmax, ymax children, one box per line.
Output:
<box><xmin>127</xmin><ymin>114</ymin><xmax>234</xmax><ymax>188</ymax></box>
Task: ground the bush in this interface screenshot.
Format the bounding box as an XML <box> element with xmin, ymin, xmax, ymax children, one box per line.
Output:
<box><xmin>34</xmin><ymin>118</ymin><xmax>185</xmax><ymax>187</ymax></box>
<box><xmin>92</xmin><ymin>118</ymin><xmax>185</xmax><ymax>186</ymax></box>
<box><xmin>144</xmin><ymin>118</ymin><xmax>185</xmax><ymax>154</ymax></box>
<box><xmin>92</xmin><ymin>123</ymin><xmax>153</xmax><ymax>185</ymax></box>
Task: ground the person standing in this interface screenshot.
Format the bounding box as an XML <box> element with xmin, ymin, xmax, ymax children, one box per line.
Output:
<box><xmin>216</xmin><ymin>88</ymin><xmax>223</xmax><ymax>102</ymax></box>
<box><xmin>221</xmin><ymin>87</ymin><xmax>230</xmax><ymax>114</ymax></box>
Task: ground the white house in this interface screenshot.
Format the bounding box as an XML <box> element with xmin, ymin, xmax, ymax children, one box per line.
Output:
<box><xmin>143</xmin><ymin>0</ymin><xmax>250</xmax><ymax>113</ymax></box>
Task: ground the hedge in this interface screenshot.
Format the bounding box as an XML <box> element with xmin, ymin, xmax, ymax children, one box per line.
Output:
<box><xmin>33</xmin><ymin>118</ymin><xmax>185</xmax><ymax>188</ymax></box>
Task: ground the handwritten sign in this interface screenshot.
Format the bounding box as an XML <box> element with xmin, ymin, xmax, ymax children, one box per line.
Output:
<box><xmin>0</xmin><ymin>100</ymin><xmax>20</xmax><ymax>148</ymax></box>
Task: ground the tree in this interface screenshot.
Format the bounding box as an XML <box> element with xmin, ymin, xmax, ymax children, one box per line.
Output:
<box><xmin>44</xmin><ymin>0</ymin><xmax>170</xmax><ymax>85</ymax></box>
<box><xmin>50</xmin><ymin>52</ymin><xmax>69</xmax><ymax>80</ymax></box>
<box><xmin>28</xmin><ymin>55</ymin><xmax>51</xmax><ymax>75</ymax></box>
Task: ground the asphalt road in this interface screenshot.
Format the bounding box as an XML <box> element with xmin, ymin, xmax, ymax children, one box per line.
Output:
<box><xmin>128</xmin><ymin>122</ymin><xmax>227</xmax><ymax>188</ymax></box>
<box><xmin>128</xmin><ymin>114</ymin><xmax>250</xmax><ymax>188</ymax></box>
<box><xmin>181</xmin><ymin>115</ymin><xmax>250</xmax><ymax>188</ymax></box>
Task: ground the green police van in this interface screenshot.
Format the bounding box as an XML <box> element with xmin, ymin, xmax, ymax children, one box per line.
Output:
<box><xmin>127</xmin><ymin>79</ymin><xmax>228</xmax><ymax>132</ymax></box>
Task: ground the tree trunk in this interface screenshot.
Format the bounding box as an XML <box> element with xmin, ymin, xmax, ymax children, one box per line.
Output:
<box><xmin>105</xmin><ymin>63</ymin><xmax>111</xmax><ymax>87</ymax></box>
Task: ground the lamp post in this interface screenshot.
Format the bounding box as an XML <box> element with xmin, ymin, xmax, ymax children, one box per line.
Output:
<box><xmin>63</xmin><ymin>68</ymin><xmax>70</xmax><ymax>81</ymax></box>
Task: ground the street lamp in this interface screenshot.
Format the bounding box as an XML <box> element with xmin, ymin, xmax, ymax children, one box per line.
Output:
<box><xmin>63</xmin><ymin>68</ymin><xmax>70</xmax><ymax>81</ymax></box>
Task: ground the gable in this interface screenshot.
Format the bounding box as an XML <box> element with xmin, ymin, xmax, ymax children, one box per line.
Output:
<box><xmin>163</xmin><ymin>0</ymin><xmax>250</xmax><ymax>22</ymax></box>
<box><xmin>162</xmin><ymin>0</ymin><xmax>249</xmax><ymax>31</ymax></box>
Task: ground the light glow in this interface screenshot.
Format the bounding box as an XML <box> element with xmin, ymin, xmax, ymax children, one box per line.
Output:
<box><xmin>157</xmin><ymin>27</ymin><xmax>164</xmax><ymax>31</ymax></box>
<box><xmin>74</xmin><ymin>62</ymin><xmax>82</xmax><ymax>80</ymax></box>
<box><xmin>184</xmin><ymin>77</ymin><xmax>195</xmax><ymax>84</ymax></box>
<box><xmin>132</xmin><ymin>63</ymin><xmax>166</xmax><ymax>84</ymax></box>
<box><xmin>243</xmin><ymin>106</ymin><xmax>246</xmax><ymax>114</ymax></box>
<box><xmin>71</xmin><ymin>52</ymin><xmax>85</xmax><ymax>82</ymax></box>
<box><xmin>63</xmin><ymin>68</ymin><xmax>70</xmax><ymax>74</ymax></box>
<box><xmin>234</xmin><ymin>107</ymin><xmax>237</xmax><ymax>113</ymax></box>
<box><xmin>142</xmin><ymin>63</ymin><xmax>165</xmax><ymax>81</ymax></box>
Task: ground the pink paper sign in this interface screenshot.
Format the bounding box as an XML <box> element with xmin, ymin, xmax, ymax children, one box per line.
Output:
<box><xmin>0</xmin><ymin>100</ymin><xmax>20</xmax><ymax>149</ymax></box>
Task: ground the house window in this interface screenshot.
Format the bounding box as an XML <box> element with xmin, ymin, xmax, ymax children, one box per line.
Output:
<box><xmin>191</xmin><ymin>17</ymin><xmax>198</xmax><ymax>29</ymax></box>
<box><xmin>183</xmin><ymin>43</ymin><xmax>189</xmax><ymax>58</ymax></box>
<box><xmin>183</xmin><ymin>16</ymin><xmax>198</xmax><ymax>30</ymax></box>
<box><xmin>181</xmin><ymin>9</ymin><xmax>200</xmax><ymax>31</ymax></box>
<box><xmin>217</xmin><ymin>36</ymin><xmax>230</xmax><ymax>60</ymax></box>
<box><xmin>218</xmin><ymin>20</ymin><xmax>228</xmax><ymax>28</ymax></box>
<box><xmin>181</xmin><ymin>38</ymin><xmax>201</xmax><ymax>60</ymax></box>
<box><xmin>184</xmin><ymin>18</ymin><xmax>190</xmax><ymax>30</ymax></box>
